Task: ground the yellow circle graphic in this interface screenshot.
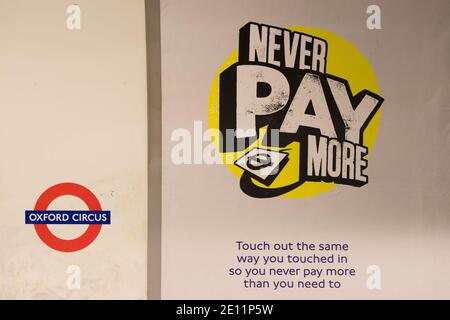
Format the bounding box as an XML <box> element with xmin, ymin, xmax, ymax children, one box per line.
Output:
<box><xmin>208</xmin><ymin>26</ymin><xmax>382</xmax><ymax>198</ymax></box>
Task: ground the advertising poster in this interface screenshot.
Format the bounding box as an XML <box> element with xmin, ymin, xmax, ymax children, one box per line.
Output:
<box><xmin>161</xmin><ymin>0</ymin><xmax>450</xmax><ymax>299</ymax></box>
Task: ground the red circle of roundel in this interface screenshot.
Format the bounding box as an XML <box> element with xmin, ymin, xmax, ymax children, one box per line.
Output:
<box><xmin>33</xmin><ymin>183</ymin><xmax>102</xmax><ymax>252</ymax></box>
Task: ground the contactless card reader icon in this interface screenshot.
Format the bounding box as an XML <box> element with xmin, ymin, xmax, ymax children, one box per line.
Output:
<box><xmin>234</xmin><ymin>148</ymin><xmax>289</xmax><ymax>186</ymax></box>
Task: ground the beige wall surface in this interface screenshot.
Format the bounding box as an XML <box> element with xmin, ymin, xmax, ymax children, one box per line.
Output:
<box><xmin>161</xmin><ymin>0</ymin><xmax>450</xmax><ymax>299</ymax></box>
<box><xmin>0</xmin><ymin>0</ymin><xmax>148</xmax><ymax>299</ymax></box>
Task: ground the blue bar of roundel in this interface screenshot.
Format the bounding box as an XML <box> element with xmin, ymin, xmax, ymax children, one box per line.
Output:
<box><xmin>25</xmin><ymin>210</ymin><xmax>111</xmax><ymax>224</ymax></box>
